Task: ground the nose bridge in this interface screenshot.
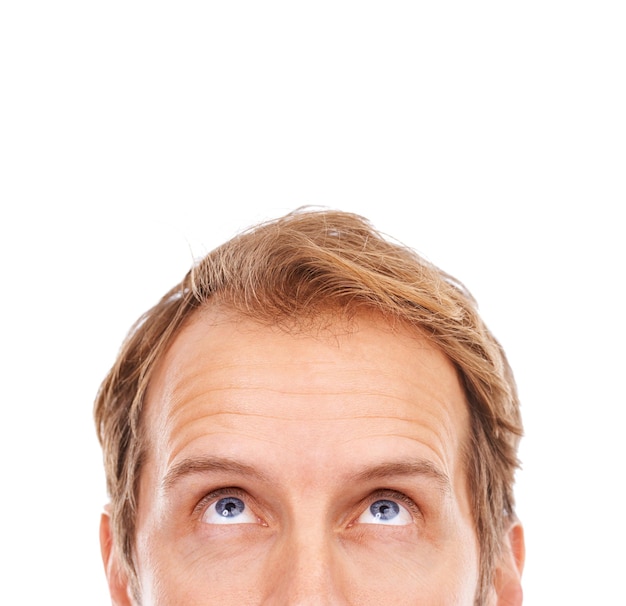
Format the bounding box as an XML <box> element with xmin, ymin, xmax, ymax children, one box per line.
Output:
<box><xmin>263</xmin><ymin>517</ymin><xmax>349</xmax><ymax>605</ymax></box>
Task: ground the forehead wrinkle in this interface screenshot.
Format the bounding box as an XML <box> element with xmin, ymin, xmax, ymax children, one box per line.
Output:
<box><xmin>171</xmin><ymin>362</ymin><xmax>453</xmax><ymax>391</ymax></box>
<box><xmin>155</xmin><ymin>391</ymin><xmax>466</xmax><ymax>461</ymax></box>
<box><xmin>171</xmin><ymin>386</ymin><xmax>423</xmax><ymax>405</ymax></box>
<box><xmin>165</xmin><ymin>408</ymin><xmax>459</xmax><ymax>432</ymax></box>
<box><xmin>164</xmin><ymin>432</ymin><xmax>292</xmax><ymax>472</ymax></box>
<box><xmin>161</xmin><ymin>411</ymin><xmax>425</xmax><ymax>457</ymax></box>
<box><xmin>158</xmin><ymin>384</ymin><xmax>462</xmax><ymax>427</ymax></box>
<box><xmin>339</xmin><ymin>430</ymin><xmax>456</xmax><ymax>469</ymax></box>
<box><xmin>167</xmin><ymin>357</ymin><xmax>379</xmax><ymax>387</ymax></box>
<box><xmin>167</xmin><ymin>376</ymin><xmax>427</xmax><ymax>401</ymax></box>
<box><xmin>163</xmin><ymin>341</ymin><xmax>452</xmax><ymax>388</ymax></box>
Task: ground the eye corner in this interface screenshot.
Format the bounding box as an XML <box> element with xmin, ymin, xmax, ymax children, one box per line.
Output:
<box><xmin>354</xmin><ymin>491</ymin><xmax>419</xmax><ymax>527</ymax></box>
<box><xmin>198</xmin><ymin>489</ymin><xmax>263</xmax><ymax>526</ymax></box>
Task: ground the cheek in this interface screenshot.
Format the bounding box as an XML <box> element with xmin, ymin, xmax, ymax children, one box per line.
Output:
<box><xmin>136</xmin><ymin>525</ymin><xmax>277</xmax><ymax>603</ymax></box>
<box><xmin>339</xmin><ymin>529</ymin><xmax>478</xmax><ymax>604</ymax></box>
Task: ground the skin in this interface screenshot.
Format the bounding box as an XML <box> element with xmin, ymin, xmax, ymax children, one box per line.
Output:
<box><xmin>101</xmin><ymin>308</ymin><xmax>524</xmax><ymax>605</ymax></box>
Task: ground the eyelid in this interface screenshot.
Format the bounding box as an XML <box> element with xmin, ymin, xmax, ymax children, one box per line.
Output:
<box><xmin>194</xmin><ymin>487</ymin><xmax>421</xmax><ymax>526</ymax></box>
<box><xmin>356</xmin><ymin>489</ymin><xmax>422</xmax><ymax>523</ymax></box>
<box><xmin>193</xmin><ymin>487</ymin><xmax>251</xmax><ymax>518</ymax></box>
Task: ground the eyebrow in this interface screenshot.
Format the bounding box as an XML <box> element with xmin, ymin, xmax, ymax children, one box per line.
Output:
<box><xmin>350</xmin><ymin>459</ymin><xmax>452</xmax><ymax>495</ymax></box>
<box><xmin>162</xmin><ymin>455</ymin><xmax>451</xmax><ymax>494</ymax></box>
<box><xmin>161</xmin><ymin>456</ymin><xmax>271</xmax><ymax>491</ymax></box>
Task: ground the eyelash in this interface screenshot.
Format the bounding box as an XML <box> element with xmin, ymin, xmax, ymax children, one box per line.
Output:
<box><xmin>194</xmin><ymin>487</ymin><xmax>421</xmax><ymax>524</ymax></box>
<box><xmin>194</xmin><ymin>487</ymin><xmax>251</xmax><ymax>517</ymax></box>
<box><xmin>357</xmin><ymin>489</ymin><xmax>422</xmax><ymax>522</ymax></box>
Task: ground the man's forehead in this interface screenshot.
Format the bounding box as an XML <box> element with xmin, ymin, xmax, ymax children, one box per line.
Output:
<box><xmin>145</xmin><ymin>305</ymin><xmax>466</xmax><ymax>416</ymax></box>
<box><xmin>140</xmin><ymin>307</ymin><xmax>471</xmax><ymax>480</ymax></box>
<box><xmin>157</xmin><ymin>303</ymin><xmax>447</xmax><ymax>370</ymax></box>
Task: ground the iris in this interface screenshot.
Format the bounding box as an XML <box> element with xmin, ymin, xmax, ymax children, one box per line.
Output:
<box><xmin>370</xmin><ymin>499</ymin><xmax>400</xmax><ymax>521</ymax></box>
<box><xmin>215</xmin><ymin>497</ymin><xmax>246</xmax><ymax>518</ymax></box>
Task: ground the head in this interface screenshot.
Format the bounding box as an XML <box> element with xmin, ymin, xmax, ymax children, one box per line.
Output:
<box><xmin>95</xmin><ymin>209</ymin><xmax>524</xmax><ymax>605</ymax></box>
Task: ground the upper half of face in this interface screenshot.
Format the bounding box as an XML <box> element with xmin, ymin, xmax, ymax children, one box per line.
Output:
<box><xmin>133</xmin><ymin>307</ymin><xmax>481</xmax><ymax>604</ymax></box>
<box><xmin>141</xmin><ymin>308</ymin><xmax>471</xmax><ymax>510</ymax></box>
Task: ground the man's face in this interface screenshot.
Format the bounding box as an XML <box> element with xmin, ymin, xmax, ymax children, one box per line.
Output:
<box><xmin>107</xmin><ymin>308</ymin><xmax>485</xmax><ymax>604</ymax></box>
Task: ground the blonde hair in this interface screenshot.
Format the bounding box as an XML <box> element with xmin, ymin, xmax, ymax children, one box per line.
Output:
<box><xmin>94</xmin><ymin>209</ymin><xmax>522</xmax><ymax>603</ymax></box>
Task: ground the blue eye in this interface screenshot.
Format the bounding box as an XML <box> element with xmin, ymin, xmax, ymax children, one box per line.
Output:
<box><xmin>201</xmin><ymin>495</ymin><xmax>258</xmax><ymax>525</ymax></box>
<box><xmin>370</xmin><ymin>500</ymin><xmax>400</xmax><ymax>520</ymax></box>
<box><xmin>357</xmin><ymin>498</ymin><xmax>413</xmax><ymax>526</ymax></box>
<box><xmin>216</xmin><ymin>497</ymin><xmax>245</xmax><ymax>518</ymax></box>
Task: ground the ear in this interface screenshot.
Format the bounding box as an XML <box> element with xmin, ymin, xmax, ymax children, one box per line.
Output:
<box><xmin>100</xmin><ymin>509</ymin><xmax>134</xmax><ymax>606</ymax></box>
<box><xmin>494</xmin><ymin>519</ymin><xmax>525</xmax><ymax>605</ymax></box>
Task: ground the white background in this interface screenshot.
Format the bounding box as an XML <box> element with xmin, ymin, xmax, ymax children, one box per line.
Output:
<box><xmin>1</xmin><ymin>2</ymin><xmax>624</xmax><ymax>604</ymax></box>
